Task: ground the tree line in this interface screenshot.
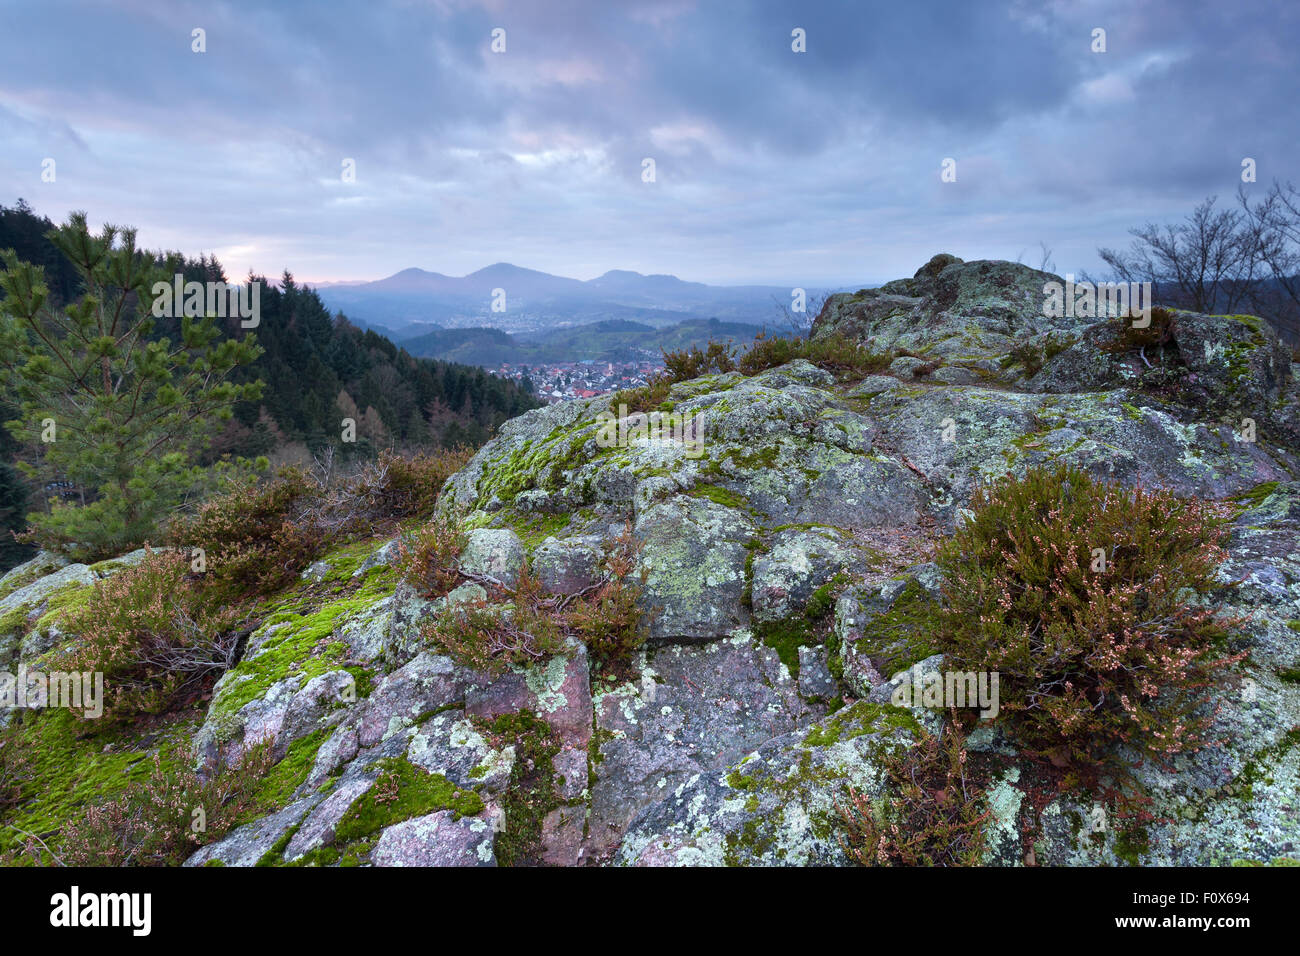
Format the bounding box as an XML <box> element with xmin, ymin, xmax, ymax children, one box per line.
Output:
<box><xmin>1094</xmin><ymin>182</ymin><xmax>1300</xmax><ymax>345</ymax></box>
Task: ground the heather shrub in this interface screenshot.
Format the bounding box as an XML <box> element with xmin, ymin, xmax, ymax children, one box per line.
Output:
<box><xmin>614</xmin><ymin>331</ymin><xmax>893</xmax><ymax>412</ymax></box>
<box><xmin>734</xmin><ymin>332</ymin><xmax>805</xmax><ymax>373</ymax></box>
<box><xmin>422</xmin><ymin>526</ymin><xmax>646</xmax><ymax>676</ymax></box>
<box><xmin>840</xmin><ymin>723</ymin><xmax>989</xmax><ymax>866</ymax></box>
<box><xmin>396</xmin><ymin>515</ymin><xmax>466</xmax><ymax>598</ymax></box>
<box><xmin>613</xmin><ymin>342</ymin><xmax>735</xmax><ymax>413</ymax></box>
<box><xmin>168</xmin><ymin>466</ymin><xmax>321</xmax><ymax>598</ymax></box>
<box><xmin>1101</xmin><ymin>305</ymin><xmax>1177</xmax><ymax>355</ymax></box>
<box><xmin>565</xmin><ymin>528</ymin><xmax>647</xmax><ymax>675</ymax></box>
<box><xmin>610</xmin><ymin>377</ymin><xmax>672</xmax><ymax>414</ymax></box>
<box><xmin>59</xmin><ymin>549</ymin><xmax>246</xmax><ymax>723</ymax></box>
<box><xmin>1001</xmin><ymin>340</ymin><xmax>1045</xmax><ymax>375</ymax></box>
<box><xmin>55</xmin><ymin>742</ymin><xmax>274</xmax><ymax>866</ymax></box>
<box><xmin>170</xmin><ymin>447</ymin><xmax>472</xmax><ymax>598</ymax></box>
<box><xmin>361</xmin><ymin>447</ymin><xmax>473</xmax><ymax>521</ymax></box>
<box><xmin>307</xmin><ymin>447</ymin><xmax>475</xmax><ymax>533</ymax></box>
<box><xmin>999</xmin><ymin>333</ymin><xmax>1075</xmax><ymax>377</ymax></box>
<box><xmin>936</xmin><ymin>464</ymin><xmax>1239</xmax><ymax>769</ymax></box>
<box><xmin>737</xmin><ymin>331</ymin><xmax>893</xmax><ymax>379</ymax></box>
<box><xmin>663</xmin><ymin>340</ymin><xmax>737</xmax><ymax>380</ymax></box>
<box><xmin>425</xmin><ymin>570</ymin><xmax>568</xmax><ymax>675</ymax></box>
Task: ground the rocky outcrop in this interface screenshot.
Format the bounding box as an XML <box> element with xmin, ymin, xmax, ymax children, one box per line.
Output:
<box><xmin>814</xmin><ymin>254</ymin><xmax>1093</xmax><ymax>367</ymax></box>
<box><xmin>7</xmin><ymin>255</ymin><xmax>1298</xmax><ymax>867</ymax></box>
<box><xmin>416</xmin><ymin>255</ymin><xmax>1299</xmax><ymax>865</ymax></box>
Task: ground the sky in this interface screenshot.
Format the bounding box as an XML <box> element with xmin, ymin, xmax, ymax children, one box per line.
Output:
<box><xmin>1</xmin><ymin>0</ymin><xmax>1297</xmax><ymax>287</ymax></box>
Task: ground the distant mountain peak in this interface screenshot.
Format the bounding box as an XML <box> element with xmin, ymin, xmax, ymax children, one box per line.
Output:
<box><xmin>469</xmin><ymin>262</ymin><xmax>550</xmax><ymax>278</ymax></box>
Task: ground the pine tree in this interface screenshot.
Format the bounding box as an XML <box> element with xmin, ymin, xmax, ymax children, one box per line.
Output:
<box><xmin>0</xmin><ymin>213</ymin><xmax>264</xmax><ymax>559</ymax></box>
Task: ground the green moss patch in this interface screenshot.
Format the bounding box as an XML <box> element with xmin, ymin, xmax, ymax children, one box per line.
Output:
<box><xmin>477</xmin><ymin>710</ymin><xmax>562</xmax><ymax>867</ymax></box>
<box><xmin>687</xmin><ymin>484</ymin><xmax>750</xmax><ymax>510</ymax></box>
<box><xmin>1232</xmin><ymin>481</ymin><xmax>1281</xmax><ymax>512</ymax></box>
<box><xmin>861</xmin><ymin>578</ymin><xmax>943</xmax><ymax>676</ymax></box>
<box><xmin>246</xmin><ymin>729</ymin><xmax>330</xmax><ymax>818</ymax></box>
<box><xmin>0</xmin><ymin>708</ymin><xmax>198</xmax><ymax>860</ymax></box>
<box><xmin>755</xmin><ymin>618</ymin><xmax>817</xmax><ymax>678</ymax></box>
<box><xmin>212</xmin><ymin>575</ymin><xmax>390</xmax><ymax>723</ymax></box>
<box><xmin>801</xmin><ymin>700</ymin><xmax>921</xmax><ymax>748</ymax></box>
<box><xmin>333</xmin><ymin>756</ymin><xmax>484</xmax><ymax>846</ymax></box>
<box><xmin>0</xmin><ymin>561</ymin><xmax>61</xmax><ymax>602</ymax></box>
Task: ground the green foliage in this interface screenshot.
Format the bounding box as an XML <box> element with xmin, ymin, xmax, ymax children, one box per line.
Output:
<box><xmin>0</xmin><ymin>213</ymin><xmax>263</xmax><ymax>559</ymax></box>
<box><xmin>936</xmin><ymin>464</ymin><xmax>1239</xmax><ymax>769</ymax></box>
<box><xmin>219</xmin><ymin>274</ymin><xmax>539</xmax><ymax>457</ymax></box>
<box><xmin>0</xmin><ymin>199</ymin><xmax>537</xmax><ymax>484</ymax></box>
<box><xmin>0</xmin><ymin>200</ymin><xmax>80</xmax><ymax>304</ymax></box>
<box><xmin>840</xmin><ymin>724</ymin><xmax>989</xmax><ymax>866</ymax></box>
<box><xmin>0</xmin><ymin>460</ymin><xmax>32</xmax><ymax>574</ymax></box>
<box><xmin>58</xmin><ymin>549</ymin><xmax>247</xmax><ymax>724</ymax></box>
<box><xmin>54</xmin><ymin>742</ymin><xmax>275</xmax><ymax>866</ymax></box>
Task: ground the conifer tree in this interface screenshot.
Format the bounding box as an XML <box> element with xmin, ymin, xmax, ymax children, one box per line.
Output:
<box><xmin>0</xmin><ymin>213</ymin><xmax>263</xmax><ymax>558</ymax></box>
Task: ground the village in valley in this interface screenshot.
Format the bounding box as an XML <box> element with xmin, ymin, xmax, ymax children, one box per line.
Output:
<box><xmin>491</xmin><ymin>357</ymin><xmax>664</xmax><ymax>402</ymax></box>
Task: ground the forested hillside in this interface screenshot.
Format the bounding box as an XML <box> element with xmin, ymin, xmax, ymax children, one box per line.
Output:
<box><xmin>192</xmin><ymin>272</ymin><xmax>541</xmax><ymax>462</ymax></box>
<box><xmin>0</xmin><ymin>200</ymin><xmax>540</xmax><ymax>572</ymax></box>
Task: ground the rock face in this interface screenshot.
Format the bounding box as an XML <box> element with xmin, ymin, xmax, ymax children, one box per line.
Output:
<box><xmin>7</xmin><ymin>255</ymin><xmax>1298</xmax><ymax>868</ymax></box>
<box><xmin>370</xmin><ymin>810</ymin><xmax>496</xmax><ymax>867</ymax></box>
<box><xmin>416</xmin><ymin>255</ymin><xmax>1300</xmax><ymax>865</ymax></box>
<box><xmin>586</xmin><ymin>635</ymin><xmax>828</xmax><ymax>859</ymax></box>
<box><xmin>815</xmin><ymin>254</ymin><xmax>1094</xmax><ymax>366</ymax></box>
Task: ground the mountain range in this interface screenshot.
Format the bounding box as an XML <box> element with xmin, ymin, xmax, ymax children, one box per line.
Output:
<box><xmin>316</xmin><ymin>263</ymin><xmax>843</xmax><ymax>339</ymax></box>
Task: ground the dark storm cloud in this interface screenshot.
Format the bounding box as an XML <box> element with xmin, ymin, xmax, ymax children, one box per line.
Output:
<box><xmin>0</xmin><ymin>0</ymin><xmax>1295</xmax><ymax>285</ymax></box>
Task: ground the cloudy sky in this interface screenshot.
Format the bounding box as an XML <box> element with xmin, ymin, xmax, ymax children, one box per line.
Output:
<box><xmin>1</xmin><ymin>0</ymin><xmax>1296</xmax><ymax>287</ymax></box>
